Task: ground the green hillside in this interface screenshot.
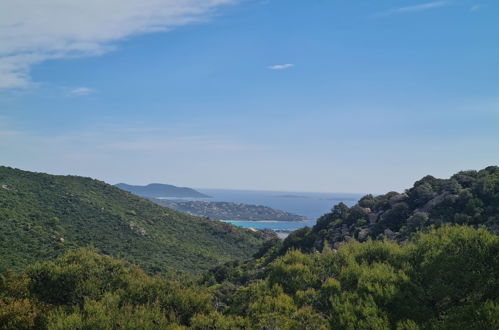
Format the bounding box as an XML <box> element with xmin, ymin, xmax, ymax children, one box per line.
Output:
<box><xmin>1</xmin><ymin>226</ymin><xmax>497</xmax><ymax>329</ymax></box>
<box><xmin>204</xmin><ymin>166</ymin><xmax>499</xmax><ymax>288</ymax></box>
<box><xmin>0</xmin><ymin>166</ymin><xmax>498</xmax><ymax>329</ymax></box>
<box><xmin>0</xmin><ymin>166</ymin><xmax>270</xmax><ymax>274</ymax></box>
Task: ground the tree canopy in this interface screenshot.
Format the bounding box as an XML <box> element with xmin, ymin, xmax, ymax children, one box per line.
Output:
<box><xmin>1</xmin><ymin>226</ymin><xmax>497</xmax><ymax>329</ymax></box>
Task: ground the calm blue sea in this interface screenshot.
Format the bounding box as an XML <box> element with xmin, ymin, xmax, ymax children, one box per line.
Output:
<box><xmin>161</xmin><ymin>188</ymin><xmax>363</xmax><ymax>233</ymax></box>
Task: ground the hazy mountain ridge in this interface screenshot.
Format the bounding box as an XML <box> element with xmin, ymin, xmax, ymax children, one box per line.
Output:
<box><xmin>115</xmin><ymin>183</ymin><xmax>211</xmax><ymax>198</ymax></box>
<box><xmin>0</xmin><ymin>166</ymin><xmax>270</xmax><ymax>274</ymax></box>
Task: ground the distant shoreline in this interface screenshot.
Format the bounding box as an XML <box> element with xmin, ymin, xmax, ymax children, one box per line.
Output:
<box><xmin>219</xmin><ymin>219</ymin><xmax>308</xmax><ymax>223</ymax></box>
<box><xmin>152</xmin><ymin>199</ymin><xmax>308</xmax><ymax>222</ymax></box>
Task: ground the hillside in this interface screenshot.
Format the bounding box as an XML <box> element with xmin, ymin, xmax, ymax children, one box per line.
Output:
<box><xmin>0</xmin><ymin>167</ymin><xmax>270</xmax><ymax>274</ymax></box>
<box><xmin>1</xmin><ymin>227</ymin><xmax>497</xmax><ymax>329</ymax></box>
<box><xmin>281</xmin><ymin>165</ymin><xmax>499</xmax><ymax>252</ymax></box>
<box><xmin>205</xmin><ymin>166</ymin><xmax>499</xmax><ymax>287</ymax></box>
<box><xmin>1</xmin><ymin>167</ymin><xmax>498</xmax><ymax>329</ymax></box>
<box><xmin>151</xmin><ymin>199</ymin><xmax>308</xmax><ymax>221</ymax></box>
<box><xmin>115</xmin><ymin>183</ymin><xmax>211</xmax><ymax>198</ymax></box>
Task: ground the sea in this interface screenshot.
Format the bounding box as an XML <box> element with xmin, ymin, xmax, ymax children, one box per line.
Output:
<box><xmin>160</xmin><ymin>188</ymin><xmax>363</xmax><ymax>236</ymax></box>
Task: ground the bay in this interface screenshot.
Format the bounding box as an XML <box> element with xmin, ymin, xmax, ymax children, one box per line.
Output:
<box><xmin>161</xmin><ymin>188</ymin><xmax>363</xmax><ymax>234</ymax></box>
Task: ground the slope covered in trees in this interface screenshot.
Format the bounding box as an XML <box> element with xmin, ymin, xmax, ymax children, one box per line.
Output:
<box><xmin>1</xmin><ymin>166</ymin><xmax>498</xmax><ymax>329</ymax></box>
<box><xmin>0</xmin><ymin>166</ymin><xmax>270</xmax><ymax>274</ymax></box>
<box><xmin>281</xmin><ymin>166</ymin><xmax>499</xmax><ymax>253</ymax></box>
<box><xmin>1</xmin><ymin>226</ymin><xmax>497</xmax><ymax>329</ymax></box>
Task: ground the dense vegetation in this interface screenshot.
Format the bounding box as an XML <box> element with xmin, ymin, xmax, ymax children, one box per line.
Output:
<box><xmin>1</xmin><ymin>226</ymin><xmax>497</xmax><ymax>329</ymax></box>
<box><xmin>282</xmin><ymin>166</ymin><xmax>499</xmax><ymax>253</ymax></box>
<box><xmin>1</xmin><ymin>166</ymin><xmax>498</xmax><ymax>329</ymax></box>
<box><xmin>152</xmin><ymin>199</ymin><xmax>307</xmax><ymax>221</ymax></box>
<box><xmin>115</xmin><ymin>183</ymin><xmax>211</xmax><ymax>198</ymax></box>
<box><xmin>0</xmin><ymin>166</ymin><xmax>270</xmax><ymax>274</ymax></box>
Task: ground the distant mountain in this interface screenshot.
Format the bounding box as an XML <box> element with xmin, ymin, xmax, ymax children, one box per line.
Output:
<box><xmin>152</xmin><ymin>199</ymin><xmax>308</xmax><ymax>221</ymax></box>
<box><xmin>115</xmin><ymin>183</ymin><xmax>211</xmax><ymax>198</ymax></box>
<box><xmin>0</xmin><ymin>166</ymin><xmax>270</xmax><ymax>274</ymax></box>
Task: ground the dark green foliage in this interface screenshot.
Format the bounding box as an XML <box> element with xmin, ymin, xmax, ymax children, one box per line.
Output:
<box><xmin>1</xmin><ymin>166</ymin><xmax>498</xmax><ymax>329</ymax></box>
<box><xmin>210</xmin><ymin>226</ymin><xmax>498</xmax><ymax>330</ymax></box>
<box><xmin>0</xmin><ymin>166</ymin><xmax>270</xmax><ymax>274</ymax></box>
<box><xmin>282</xmin><ymin>166</ymin><xmax>499</xmax><ymax>254</ymax></box>
<box><xmin>0</xmin><ymin>249</ymin><xmax>216</xmax><ymax>329</ymax></box>
<box><xmin>0</xmin><ymin>227</ymin><xmax>497</xmax><ymax>329</ymax></box>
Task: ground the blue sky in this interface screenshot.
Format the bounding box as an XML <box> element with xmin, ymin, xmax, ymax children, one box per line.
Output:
<box><xmin>0</xmin><ymin>0</ymin><xmax>498</xmax><ymax>193</ymax></box>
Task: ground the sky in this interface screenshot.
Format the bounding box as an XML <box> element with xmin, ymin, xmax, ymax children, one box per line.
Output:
<box><xmin>0</xmin><ymin>0</ymin><xmax>498</xmax><ymax>193</ymax></box>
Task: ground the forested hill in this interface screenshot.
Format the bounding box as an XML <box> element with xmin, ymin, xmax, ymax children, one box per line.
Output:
<box><xmin>115</xmin><ymin>183</ymin><xmax>211</xmax><ymax>198</ymax></box>
<box><xmin>282</xmin><ymin>166</ymin><xmax>499</xmax><ymax>252</ymax></box>
<box><xmin>1</xmin><ymin>167</ymin><xmax>498</xmax><ymax>329</ymax></box>
<box><xmin>0</xmin><ymin>166</ymin><xmax>270</xmax><ymax>274</ymax></box>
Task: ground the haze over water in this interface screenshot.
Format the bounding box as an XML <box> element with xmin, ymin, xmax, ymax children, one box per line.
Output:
<box><xmin>196</xmin><ymin>189</ymin><xmax>362</xmax><ymax>219</ymax></box>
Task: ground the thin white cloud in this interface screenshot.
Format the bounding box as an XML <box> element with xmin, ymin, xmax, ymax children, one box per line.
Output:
<box><xmin>105</xmin><ymin>135</ymin><xmax>254</xmax><ymax>153</ymax></box>
<box><xmin>0</xmin><ymin>0</ymin><xmax>237</xmax><ymax>89</ymax></box>
<box><xmin>70</xmin><ymin>87</ymin><xmax>93</xmax><ymax>96</ymax></box>
<box><xmin>470</xmin><ymin>4</ymin><xmax>481</xmax><ymax>12</ymax></box>
<box><xmin>268</xmin><ymin>64</ymin><xmax>294</xmax><ymax>70</ymax></box>
<box><xmin>375</xmin><ymin>1</ymin><xmax>450</xmax><ymax>17</ymax></box>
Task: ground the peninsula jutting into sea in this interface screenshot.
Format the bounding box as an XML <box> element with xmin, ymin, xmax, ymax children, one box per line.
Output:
<box><xmin>151</xmin><ymin>199</ymin><xmax>308</xmax><ymax>221</ymax></box>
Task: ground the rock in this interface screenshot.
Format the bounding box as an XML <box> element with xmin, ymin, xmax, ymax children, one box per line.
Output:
<box><xmin>369</xmin><ymin>211</ymin><xmax>383</xmax><ymax>225</ymax></box>
<box><xmin>59</xmin><ymin>237</ymin><xmax>65</xmax><ymax>243</ymax></box>
<box><xmin>129</xmin><ymin>223</ymin><xmax>147</xmax><ymax>236</ymax></box>
<box><xmin>344</xmin><ymin>235</ymin><xmax>352</xmax><ymax>242</ymax></box>
<box><xmin>389</xmin><ymin>193</ymin><xmax>408</xmax><ymax>204</ymax></box>
<box><xmin>361</xmin><ymin>207</ymin><xmax>372</xmax><ymax>214</ymax></box>
<box><xmin>358</xmin><ymin>228</ymin><xmax>370</xmax><ymax>240</ymax></box>
<box><xmin>419</xmin><ymin>192</ymin><xmax>450</xmax><ymax>212</ymax></box>
<box><xmin>383</xmin><ymin>229</ymin><xmax>400</xmax><ymax>240</ymax></box>
<box><xmin>333</xmin><ymin>242</ymin><xmax>341</xmax><ymax>250</ymax></box>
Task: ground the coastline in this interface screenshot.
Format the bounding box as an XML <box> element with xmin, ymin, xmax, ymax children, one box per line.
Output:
<box><xmin>220</xmin><ymin>219</ymin><xmax>317</xmax><ymax>238</ymax></box>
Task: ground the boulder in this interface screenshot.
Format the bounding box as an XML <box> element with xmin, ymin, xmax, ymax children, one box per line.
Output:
<box><xmin>419</xmin><ymin>192</ymin><xmax>450</xmax><ymax>212</ymax></box>
<box><xmin>358</xmin><ymin>228</ymin><xmax>370</xmax><ymax>240</ymax></box>
<box><xmin>369</xmin><ymin>211</ymin><xmax>383</xmax><ymax>225</ymax></box>
<box><xmin>389</xmin><ymin>193</ymin><xmax>408</xmax><ymax>204</ymax></box>
<box><xmin>383</xmin><ymin>228</ymin><xmax>400</xmax><ymax>240</ymax></box>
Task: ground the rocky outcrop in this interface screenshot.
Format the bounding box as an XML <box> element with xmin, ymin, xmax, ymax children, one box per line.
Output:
<box><xmin>383</xmin><ymin>228</ymin><xmax>400</xmax><ymax>241</ymax></box>
<box><xmin>419</xmin><ymin>192</ymin><xmax>450</xmax><ymax>213</ymax></box>
<box><xmin>389</xmin><ymin>193</ymin><xmax>408</xmax><ymax>204</ymax></box>
<box><xmin>358</xmin><ymin>228</ymin><xmax>370</xmax><ymax>241</ymax></box>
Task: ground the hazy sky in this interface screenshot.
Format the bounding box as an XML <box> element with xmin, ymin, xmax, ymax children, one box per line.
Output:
<box><xmin>1</xmin><ymin>0</ymin><xmax>498</xmax><ymax>193</ymax></box>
